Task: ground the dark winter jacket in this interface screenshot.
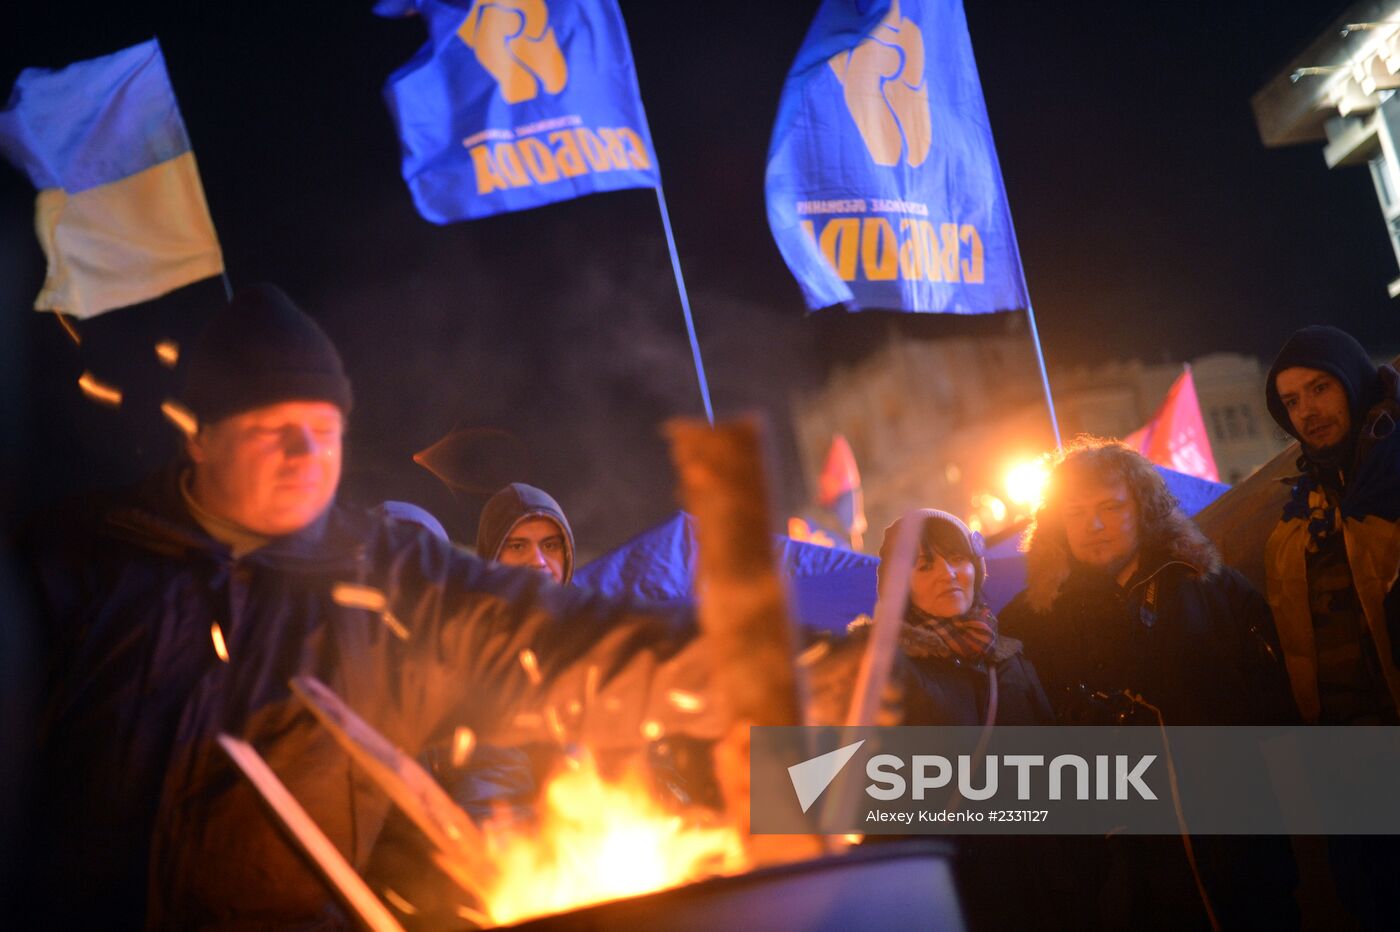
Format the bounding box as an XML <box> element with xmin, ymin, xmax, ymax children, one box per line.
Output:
<box><xmin>999</xmin><ymin>517</ymin><xmax>1298</xmax><ymax>929</ymax></box>
<box><xmin>803</xmin><ymin>613</ymin><xmax>1055</xmax><ymax>932</ymax></box>
<box><xmin>19</xmin><ymin>467</ymin><xmax>709</xmax><ymax>929</ymax></box>
<box><xmin>475</xmin><ymin>482</ymin><xmax>575</xmax><ymax>583</ymax></box>
<box><xmin>825</xmin><ymin>616</ymin><xmax>1052</xmax><ymax>727</ymax></box>
<box><xmin>1000</xmin><ymin>535</ymin><xmax>1295</xmax><ymax>727</ymax></box>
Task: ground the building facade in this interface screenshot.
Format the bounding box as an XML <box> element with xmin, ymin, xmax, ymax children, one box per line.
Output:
<box><xmin>791</xmin><ymin>337</ymin><xmax>1289</xmax><ymax>546</ymax></box>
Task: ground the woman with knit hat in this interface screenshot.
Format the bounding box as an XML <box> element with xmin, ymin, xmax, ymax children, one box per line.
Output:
<box><xmin>809</xmin><ymin>510</ymin><xmax>1059</xmax><ymax>931</ymax></box>
<box><xmin>861</xmin><ymin>509</ymin><xmax>1052</xmax><ymax>727</ymax></box>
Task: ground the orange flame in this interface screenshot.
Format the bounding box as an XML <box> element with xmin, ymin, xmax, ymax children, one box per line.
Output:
<box><xmin>471</xmin><ymin>754</ymin><xmax>747</xmax><ymax>926</ymax></box>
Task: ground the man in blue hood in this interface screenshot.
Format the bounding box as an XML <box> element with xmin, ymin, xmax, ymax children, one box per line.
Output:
<box><xmin>476</xmin><ymin>482</ymin><xmax>574</xmax><ymax>584</ymax></box>
<box><xmin>1263</xmin><ymin>326</ymin><xmax>1400</xmax><ymax>932</ymax></box>
<box><xmin>1263</xmin><ymin>325</ymin><xmax>1400</xmax><ymax>727</ymax></box>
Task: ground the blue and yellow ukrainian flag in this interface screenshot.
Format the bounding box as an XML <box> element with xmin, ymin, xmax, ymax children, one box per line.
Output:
<box><xmin>0</xmin><ymin>39</ymin><xmax>223</xmax><ymax>319</ymax></box>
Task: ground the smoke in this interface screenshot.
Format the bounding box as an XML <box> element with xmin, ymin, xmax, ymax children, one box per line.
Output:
<box><xmin>310</xmin><ymin>197</ymin><xmax>820</xmax><ymax>559</ymax></box>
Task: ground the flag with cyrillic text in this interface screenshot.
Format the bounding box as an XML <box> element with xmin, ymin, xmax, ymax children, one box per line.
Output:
<box><xmin>377</xmin><ymin>0</ymin><xmax>660</xmax><ymax>223</ymax></box>
<box><xmin>766</xmin><ymin>0</ymin><xmax>1026</xmax><ymax>314</ymax></box>
<box><xmin>0</xmin><ymin>39</ymin><xmax>224</xmax><ymax>319</ymax></box>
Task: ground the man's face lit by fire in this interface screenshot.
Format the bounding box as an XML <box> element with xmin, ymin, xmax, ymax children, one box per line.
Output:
<box><xmin>497</xmin><ymin>517</ymin><xmax>567</xmax><ymax>583</ymax></box>
<box><xmin>1059</xmin><ymin>474</ymin><xmax>1141</xmax><ymax>582</ymax></box>
<box><xmin>1275</xmin><ymin>366</ymin><xmax>1352</xmax><ymax>453</ymax></box>
<box><xmin>187</xmin><ymin>400</ymin><xmax>343</xmax><ymax>536</ymax></box>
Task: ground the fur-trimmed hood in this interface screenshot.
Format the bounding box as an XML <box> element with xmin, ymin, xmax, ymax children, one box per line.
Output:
<box><xmin>1020</xmin><ymin>510</ymin><xmax>1221</xmax><ymax>614</ymax></box>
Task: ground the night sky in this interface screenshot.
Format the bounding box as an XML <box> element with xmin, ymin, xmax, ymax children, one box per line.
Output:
<box><xmin>2</xmin><ymin>1</ymin><xmax>1391</xmax><ymax>555</ymax></box>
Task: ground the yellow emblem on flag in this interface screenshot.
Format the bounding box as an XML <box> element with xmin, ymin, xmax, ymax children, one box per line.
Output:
<box><xmin>459</xmin><ymin>0</ymin><xmax>568</xmax><ymax>104</ymax></box>
<box><xmin>828</xmin><ymin>0</ymin><xmax>933</xmax><ymax>168</ymax></box>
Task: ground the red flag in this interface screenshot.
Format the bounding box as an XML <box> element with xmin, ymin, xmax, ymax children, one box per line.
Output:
<box><xmin>1124</xmin><ymin>366</ymin><xmax>1220</xmax><ymax>482</ymax></box>
<box><xmin>817</xmin><ymin>434</ymin><xmax>867</xmax><ymax>549</ymax></box>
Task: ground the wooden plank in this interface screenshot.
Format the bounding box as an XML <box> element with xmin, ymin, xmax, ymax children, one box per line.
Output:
<box><xmin>288</xmin><ymin>676</ymin><xmax>496</xmax><ymax>904</ymax></box>
<box><xmin>665</xmin><ymin>417</ymin><xmax>804</xmax><ymax>728</ymax></box>
<box><xmin>217</xmin><ymin>734</ymin><xmax>406</xmax><ymax>932</ymax></box>
<box><xmin>665</xmin><ymin>416</ymin><xmax>822</xmax><ymax>864</ymax></box>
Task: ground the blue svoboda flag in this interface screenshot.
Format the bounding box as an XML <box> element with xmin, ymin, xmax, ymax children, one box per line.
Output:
<box><xmin>377</xmin><ymin>0</ymin><xmax>661</xmax><ymax>223</ymax></box>
<box><xmin>766</xmin><ymin>0</ymin><xmax>1028</xmax><ymax>314</ymax></box>
<box><xmin>0</xmin><ymin>39</ymin><xmax>224</xmax><ymax>319</ymax></box>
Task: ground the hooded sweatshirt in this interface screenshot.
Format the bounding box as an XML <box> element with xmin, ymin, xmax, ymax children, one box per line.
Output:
<box><xmin>475</xmin><ymin>483</ymin><xmax>575</xmax><ymax>584</ymax></box>
<box><xmin>1262</xmin><ymin>327</ymin><xmax>1400</xmax><ymax>722</ymax></box>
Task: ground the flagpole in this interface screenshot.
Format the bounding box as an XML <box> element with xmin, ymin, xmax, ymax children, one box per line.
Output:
<box><xmin>1001</xmin><ymin>189</ymin><xmax>1061</xmax><ymax>448</ymax></box>
<box><xmin>1023</xmin><ymin>301</ymin><xmax>1061</xmax><ymax>448</ymax></box>
<box><xmin>653</xmin><ymin>185</ymin><xmax>715</xmax><ymax>426</ymax></box>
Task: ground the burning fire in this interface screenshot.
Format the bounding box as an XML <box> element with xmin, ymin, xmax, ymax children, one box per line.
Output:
<box><xmin>467</xmin><ymin>754</ymin><xmax>747</xmax><ymax>926</ymax></box>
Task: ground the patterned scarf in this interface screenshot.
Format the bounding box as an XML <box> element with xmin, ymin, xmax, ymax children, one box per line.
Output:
<box><xmin>904</xmin><ymin>602</ymin><xmax>999</xmax><ymax>661</ymax></box>
<box><xmin>1281</xmin><ymin>472</ymin><xmax>1341</xmax><ymax>553</ymax></box>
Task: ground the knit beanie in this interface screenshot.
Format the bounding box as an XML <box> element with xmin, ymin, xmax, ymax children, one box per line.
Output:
<box><xmin>181</xmin><ymin>283</ymin><xmax>353</xmax><ymax>425</ymax></box>
<box><xmin>1265</xmin><ymin>325</ymin><xmax>1378</xmax><ymax>438</ymax></box>
<box><xmin>876</xmin><ymin>508</ymin><xmax>987</xmax><ymax>598</ymax></box>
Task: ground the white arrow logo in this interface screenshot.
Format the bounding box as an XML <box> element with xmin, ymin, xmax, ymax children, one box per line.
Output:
<box><xmin>787</xmin><ymin>740</ymin><xmax>866</xmax><ymax>813</ymax></box>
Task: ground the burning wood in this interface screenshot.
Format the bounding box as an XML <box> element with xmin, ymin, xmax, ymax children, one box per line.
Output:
<box><xmin>272</xmin><ymin>676</ymin><xmax>747</xmax><ymax>928</ymax></box>
<box><xmin>665</xmin><ymin>417</ymin><xmax>803</xmax><ymax>728</ymax></box>
<box><xmin>665</xmin><ymin>416</ymin><xmax>822</xmax><ymax>865</ymax></box>
<box><xmin>464</xmin><ymin>753</ymin><xmax>746</xmax><ymax>927</ymax></box>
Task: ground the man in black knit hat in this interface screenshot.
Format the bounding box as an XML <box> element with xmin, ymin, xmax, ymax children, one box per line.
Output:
<box><xmin>18</xmin><ymin>284</ymin><xmax>715</xmax><ymax>929</ymax></box>
<box><xmin>1264</xmin><ymin>325</ymin><xmax>1400</xmax><ymax>931</ymax></box>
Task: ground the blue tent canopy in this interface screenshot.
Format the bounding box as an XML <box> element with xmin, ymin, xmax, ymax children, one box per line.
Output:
<box><xmin>575</xmin><ymin>467</ymin><xmax>1228</xmax><ymax>628</ymax></box>
<box><xmin>575</xmin><ymin>512</ymin><xmax>878</xmax><ymax>634</ymax></box>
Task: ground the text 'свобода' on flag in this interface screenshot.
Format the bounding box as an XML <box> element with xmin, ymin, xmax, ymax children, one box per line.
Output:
<box><xmin>765</xmin><ymin>0</ymin><xmax>1027</xmax><ymax>315</ymax></box>
<box><xmin>0</xmin><ymin>39</ymin><xmax>224</xmax><ymax>319</ymax></box>
<box><xmin>376</xmin><ymin>0</ymin><xmax>661</xmax><ymax>223</ymax></box>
